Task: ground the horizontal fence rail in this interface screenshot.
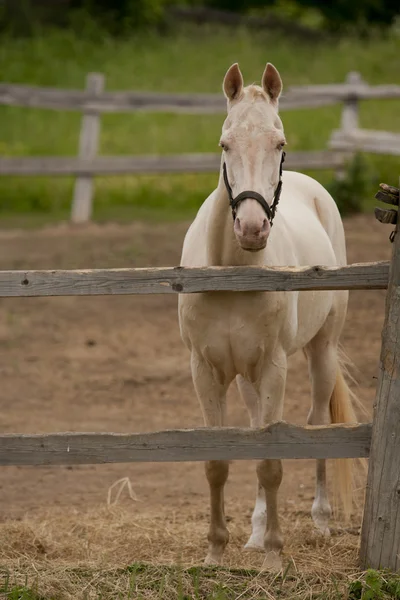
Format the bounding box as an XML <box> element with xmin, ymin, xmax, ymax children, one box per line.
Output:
<box><xmin>0</xmin><ymin>423</ymin><xmax>372</xmax><ymax>466</ymax></box>
<box><xmin>2</xmin><ymin>72</ymin><xmax>398</xmax><ymax>222</ymax></box>
<box><xmin>330</xmin><ymin>128</ymin><xmax>400</xmax><ymax>156</ymax></box>
<box><xmin>0</xmin><ymin>262</ymin><xmax>389</xmax><ymax>297</ymax></box>
<box><xmin>1</xmin><ymin>82</ymin><xmax>400</xmax><ymax>113</ymax></box>
<box><xmin>0</xmin><ymin>151</ymin><xmax>346</xmax><ymax>177</ymax></box>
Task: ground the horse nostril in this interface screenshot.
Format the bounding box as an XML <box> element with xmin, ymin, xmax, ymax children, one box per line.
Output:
<box><xmin>234</xmin><ymin>217</ymin><xmax>242</xmax><ymax>233</ymax></box>
<box><xmin>261</xmin><ymin>219</ymin><xmax>269</xmax><ymax>233</ymax></box>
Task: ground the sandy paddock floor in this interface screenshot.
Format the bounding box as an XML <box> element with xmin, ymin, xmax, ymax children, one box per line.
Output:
<box><xmin>0</xmin><ymin>214</ymin><xmax>391</xmax><ymax>583</ymax></box>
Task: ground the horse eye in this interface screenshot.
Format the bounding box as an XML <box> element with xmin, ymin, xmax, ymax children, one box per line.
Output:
<box><xmin>219</xmin><ymin>142</ymin><xmax>228</xmax><ymax>151</ymax></box>
<box><xmin>277</xmin><ymin>142</ymin><xmax>286</xmax><ymax>151</ymax></box>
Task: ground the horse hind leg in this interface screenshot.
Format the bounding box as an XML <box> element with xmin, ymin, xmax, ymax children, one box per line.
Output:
<box><xmin>191</xmin><ymin>352</ymin><xmax>231</xmax><ymax>565</ymax></box>
<box><xmin>305</xmin><ymin>335</ymin><xmax>338</xmax><ymax>537</ymax></box>
<box><xmin>236</xmin><ymin>376</ymin><xmax>266</xmax><ymax>552</ymax></box>
<box><xmin>304</xmin><ymin>292</ymin><xmax>356</xmax><ymax>537</ymax></box>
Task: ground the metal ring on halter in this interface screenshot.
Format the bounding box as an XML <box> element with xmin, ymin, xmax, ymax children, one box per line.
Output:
<box><xmin>223</xmin><ymin>151</ymin><xmax>286</xmax><ymax>225</ymax></box>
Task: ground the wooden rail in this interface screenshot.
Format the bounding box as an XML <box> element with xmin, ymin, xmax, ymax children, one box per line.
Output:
<box><xmin>1</xmin><ymin>81</ymin><xmax>399</xmax><ymax>113</ymax></box>
<box><xmin>0</xmin><ymin>150</ymin><xmax>346</xmax><ymax>177</ymax></box>
<box><xmin>330</xmin><ymin>128</ymin><xmax>400</xmax><ymax>156</ymax></box>
<box><xmin>0</xmin><ymin>423</ymin><xmax>372</xmax><ymax>466</ymax></box>
<box><xmin>0</xmin><ymin>262</ymin><xmax>389</xmax><ymax>297</ymax></box>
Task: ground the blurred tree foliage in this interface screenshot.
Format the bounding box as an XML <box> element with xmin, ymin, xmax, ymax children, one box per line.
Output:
<box><xmin>327</xmin><ymin>153</ymin><xmax>376</xmax><ymax>216</ymax></box>
<box><xmin>202</xmin><ymin>0</ymin><xmax>399</xmax><ymax>29</ymax></box>
<box><xmin>71</xmin><ymin>0</ymin><xmax>168</xmax><ymax>30</ymax></box>
<box><xmin>0</xmin><ymin>0</ymin><xmax>398</xmax><ymax>34</ymax></box>
<box><xmin>0</xmin><ymin>0</ymin><xmax>169</xmax><ymax>34</ymax></box>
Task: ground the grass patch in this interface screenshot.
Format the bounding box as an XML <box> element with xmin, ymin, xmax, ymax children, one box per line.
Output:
<box><xmin>0</xmin><ymin>27</ymin><xmax>399</xmax><ymax>223</ymax></box>
<box><xmin>1</xmin><ymin>564</ymin><xmax>400</xmax><ymax>599</ymax></box>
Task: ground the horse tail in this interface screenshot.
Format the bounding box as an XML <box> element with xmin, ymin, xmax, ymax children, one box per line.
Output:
<box><xmin>329</xmin><ymin>349</ymin><xmax>368</xmax><ymax>520</ymax></box>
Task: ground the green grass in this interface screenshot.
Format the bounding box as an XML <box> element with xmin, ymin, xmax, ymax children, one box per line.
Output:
<box><xmin>0</xmin><ymin>27</ymin><xmax>399</xmax><ymax>224</ymax></box>
<box><xmin>1</xmin><ymin>565</ymin><xmax>400</xmax><ymax>599</ymax></box>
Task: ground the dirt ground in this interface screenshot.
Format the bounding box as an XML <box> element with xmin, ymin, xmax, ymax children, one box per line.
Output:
<box><xmin>0</xmin><ymin>214</ymin><xmax>392</xmax><ymax>575</ymax></box>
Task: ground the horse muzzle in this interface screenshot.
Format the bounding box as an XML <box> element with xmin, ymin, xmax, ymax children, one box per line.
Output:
<box><xmin>234</xmin><ymin>216</ymin><xmax>270</xmax><ymax>251</ymax></box>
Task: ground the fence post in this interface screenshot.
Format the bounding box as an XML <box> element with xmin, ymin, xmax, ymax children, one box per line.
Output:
<box><xmin>334</xmin><ymin>71</ymin><xmax>362</xmax><ymax>181</ymax></box>
<box><xmin>360</xmin><ymin>181</ymin><xmax>400</xmax><ymax>571</ymax></box>
<box><xmin>341</xmin><ymin>71</ymin><xmax>362</xmax><ymax>131</ymax></box>
<box><xmin>71</xmin><ymin>72</ymin><xmax>104</xmax><ymax>224</ymax></box>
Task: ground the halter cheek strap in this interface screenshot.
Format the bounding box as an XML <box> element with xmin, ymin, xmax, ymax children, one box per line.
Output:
<box><xmin>223</xmin><ymin>151</ymin><xmax>286</xmax><ymax>226</ymax></box>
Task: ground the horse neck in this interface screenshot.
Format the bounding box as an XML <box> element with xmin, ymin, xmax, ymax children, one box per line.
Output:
<box><xmin>207</xmin><ymin>175</ymin><xmax>266</xmax><ymax>267</ymax></box>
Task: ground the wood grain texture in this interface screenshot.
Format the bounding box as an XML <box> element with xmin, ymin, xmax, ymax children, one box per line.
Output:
<box><xmin>330</xmin><ymin>128</ymin><xmax>400</xmax><ymax>156</ymax></box>
<box><xmin>0</xmin><ymin>423</ymin><xmax>372</xmax><ymax>466</ymax></box>
<box><xmin>0</xmin><ymin>81</ymin><xmax>399</xmax><ymax>113</ymax></box>
<box><xmin>374</xmin><ymin>207</ymin><xmax>397</xmax><ymax>225</ymax></box>
<box><xmin>375</xmin><ymin>188</ymin><xmax>399</xmax><ymax>207</ymax></box>
<box><xmin>360</xmin><ymin>180</ymin><xmax>400</xmax><ymax>571</ymax></box>
<box><xmin>0</xmin><ymin>262</ymin><xmax>389</xmax><ymax>298</ymax></box>
<box><xmin>71</xmin><ymin>73</ymin><xmax>104</xmax><ymax>224</ymax></box>
<box><xmin>0</xmin><ymin>151</ymin><xmax>345</xmax><ymax>176</ymax></box>
<box><xmin>380</xmin><ymin>183</ymin><xmax>400</xmax><ymax>197</ymax></box>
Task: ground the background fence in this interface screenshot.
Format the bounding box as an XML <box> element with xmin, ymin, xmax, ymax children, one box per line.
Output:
<box><xmin>1</xmin><ymin>71</ymin><xmax>400</xmax><ymax>222</ymax></box>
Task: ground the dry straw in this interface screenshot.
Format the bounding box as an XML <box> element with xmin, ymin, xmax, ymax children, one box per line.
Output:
<box><xmin>0</xmin><ymin>499</ymin><xmax>364</xmax><ymax>599</ymax></box>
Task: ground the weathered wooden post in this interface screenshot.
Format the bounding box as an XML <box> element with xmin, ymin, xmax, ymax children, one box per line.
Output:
<box><xmin>334</xmin><ymin>71</ymin><xmax>363</xmax><ymax>181</ymax></box>
<box><xmin>360</xmin><ymin>181</ymin><xmax>400</xmax><ymax>571</ymax></box>
<box><xmin>341</xmin><ymin>71</ymin><xmax>362</xmax><ymax>131</ymax></box>
<box><xmin>71</xmin><ymin>72</ymin><xmax>104</xmax><ymax>224</ymax></box>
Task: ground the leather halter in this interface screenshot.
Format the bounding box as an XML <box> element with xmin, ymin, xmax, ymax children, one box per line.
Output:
<box><xmin>222</xmin><ymin>151</ymin><xmax>286</xmax><ymax>225</ymax></box>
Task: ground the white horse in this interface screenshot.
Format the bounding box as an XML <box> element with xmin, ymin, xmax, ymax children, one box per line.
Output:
<box><xmin>178</xmin><ymin>62</ymin><xmax>358</xmax><ymax>570</ymax></box>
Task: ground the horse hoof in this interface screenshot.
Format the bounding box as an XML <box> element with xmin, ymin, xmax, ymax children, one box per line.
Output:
<box><xmin>312</xmin><ymin>503</ymin><xmax>331</xmax><ymax>538</ymax></box>
<box><xmin>314</xmin><ymin>521</ymin><xmax>331</xmax><ymax>538</ymax></box>
<box><xmin>244</xmin><ymin>537</ymin><xmax>265</xmax><ymax>552</ymax></box>
<box><xmin>261</xmin><ymin>550</ymin><xmax>283</xmax><ymax>572</ymax></box>
<box><xmin>204</xmin><ymin>554</ymin><xmax>222</xmax><ymax>566</ymax></box>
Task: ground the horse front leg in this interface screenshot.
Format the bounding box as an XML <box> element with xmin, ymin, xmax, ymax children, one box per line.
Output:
<box><xmin>236</xmin><ymin>376</ymin><xmax>267</xmax><ymax>551</ymax></box>
<box><xmin>254</xmin><ymin>348</ymin><xmax>287</xmax><ymax>571</ymax></box>
<box><xmin>191</xmin><ymin>352</ymin><xmax>231</xmax><ymax>565</ymax></box>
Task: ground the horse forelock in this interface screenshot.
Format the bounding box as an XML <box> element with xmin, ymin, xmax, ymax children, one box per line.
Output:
<box><xmin>245</xmin><ymin>84</ymin><xmax>269</xmax><ymax>102</ymax></box>
<box><xmin>224</xmin><ymin>96</ymin><xmax>281</xmax><ymax>136</ymax></box>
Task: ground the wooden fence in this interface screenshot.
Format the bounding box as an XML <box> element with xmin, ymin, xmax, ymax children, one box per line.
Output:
<box><xmin>1</xmin><ymin>72</ymin><xmax>400</xmax><ymax>222</ymax></box>
<box><xmin>0</xmin><ymin>182</ymin><xmax>399</xmax><ymax>570</ymax></box>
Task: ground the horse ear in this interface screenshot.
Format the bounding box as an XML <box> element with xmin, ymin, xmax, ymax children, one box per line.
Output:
<box><xmin>262</xmin><ymin>63</ymin><xmax>282</xmax><ymax>105</ymax></box>
<box><xmin>223</xmin><ymin>63</ymin><xmax>244</xmax><ymax>101</ymax></box>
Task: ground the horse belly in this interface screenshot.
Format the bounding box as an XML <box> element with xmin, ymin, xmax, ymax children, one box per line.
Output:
<box><xmin>292</xmin><ymin>290</ymin><xmax>334</xmax><ymax>350</ymax></box>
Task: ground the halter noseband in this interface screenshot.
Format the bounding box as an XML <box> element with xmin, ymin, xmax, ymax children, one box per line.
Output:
<box><xmin>222</xmin><ymin>151</ymin><xmax>286</xmax><ymax>225</ymax></box>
